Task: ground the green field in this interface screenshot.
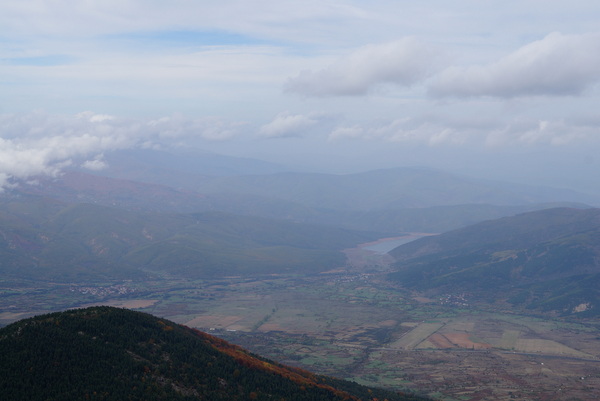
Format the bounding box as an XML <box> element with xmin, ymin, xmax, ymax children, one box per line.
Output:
<box><xmin>2</xmin><ymin>268</ymin><xmax>600</xmax><ymax>401</ymax></box>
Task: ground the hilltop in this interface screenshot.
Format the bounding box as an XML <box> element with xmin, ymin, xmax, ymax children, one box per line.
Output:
<box><xmin>0</xmin><ymin>306</ymin><xmax>429</xmax><ymax>401</ymax></box>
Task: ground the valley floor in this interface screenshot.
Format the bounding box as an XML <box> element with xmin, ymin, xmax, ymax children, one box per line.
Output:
<box><xmin>2</xmin><ymin>245</ymin><xmax>600</xmax><ymax>400</ymax></box>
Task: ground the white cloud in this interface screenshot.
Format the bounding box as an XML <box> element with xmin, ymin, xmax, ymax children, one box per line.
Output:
<box><xmin>429</xmin><ymin>32</ymin><xmax>600</xmax><ymax>98</ymax></box>
<box><xmin>2</xmin><ymin>2</ymin><xmax>600</xmax><ymax>192</ymax></box>
<box><xmin>329</xmin><ymin>118</ymin><xmax>468</xmax><ymax>145</ymax></box>
<box><xmin>484</xmin><ymin>118</ymin><xmax>596</xmax><ymax>147</ymax></box>
<box><xmin>285</xmin><ymin>38</ymin><xmax>441</xmax><ymax>97</ymax></box>
<box><xmin>259</xmin><ymin>112</ymin><xmax>318</xmax><ymax>138</ymax></box>
<box><xmin>0</xmin><ymin>111</ymin><xmax>245</xmax><ymax>189</ymax></box>
<box><xmin>147</xmin><ymin>114</ymin><xmax>242</xmax><ymax>141</ymax></box>
<box><xmin>328</xmin><ymin>126</ymin><xmax>365</xmax><ymax>141</ymax></box>
<box><xmin>81</xmin><ymin>154</ymin><xmax>108</xmax><ymax>171</ymax></box>
<box><xmin>0</xmin><ymin>112</ymin><xmax>133</xmax><ymax>189</ymax></box>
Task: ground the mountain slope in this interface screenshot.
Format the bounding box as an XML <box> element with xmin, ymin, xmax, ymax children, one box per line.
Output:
<box><xmin>0</xmin><ymin>195</ymin><xmax>379</xmax><ymax>282</ymax></box>
<box><xmin>0</xmin><ymin>307</ymin><xmax>429</xmax><ymax>401</ymax></box>
<box><xmin>388</xmin><ymin>208</ymin><xmax>600</xmax><ymax>316</ymax></box>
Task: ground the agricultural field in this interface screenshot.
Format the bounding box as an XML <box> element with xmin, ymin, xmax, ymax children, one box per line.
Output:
<box><xmin>182</xmin><ymin>276</ymin><xmax>600</xmax><ymax>401</ymax></box>
<box><xmin>2</xmin><ymin>247</ymin><xmax>600</xmax><ymax>400</ymax></box>
<box><xmin>92</xmin><ymin>265</ymin><xmax>598</xmax><ymax>401</ymax></box>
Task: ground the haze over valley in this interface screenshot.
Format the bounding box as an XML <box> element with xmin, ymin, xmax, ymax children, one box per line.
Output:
<box><xmin>2</xmin><ymin>2</ymin><xmax>600</xmax><ymax>400</ymax></box>
<box><xmin>2</xmin><ymin>148</ymin><xmax>600</xmax><ymax>400</ymax></box>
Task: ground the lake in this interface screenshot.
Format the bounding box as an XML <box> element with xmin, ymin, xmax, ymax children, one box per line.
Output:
<box><xmin>361</xmin><ymin>233</ymin><xmax>436</xmax><ymax>254</ymax></box>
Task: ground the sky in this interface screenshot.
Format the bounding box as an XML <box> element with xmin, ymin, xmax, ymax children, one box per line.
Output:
<box><xmin>1</xmin><ymin>1</ymin><xmax>600</xmax><ymax>193</ymax></box>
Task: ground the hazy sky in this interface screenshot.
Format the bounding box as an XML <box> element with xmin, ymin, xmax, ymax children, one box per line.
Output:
<box><xmin>1</xmin><ymin>1</ymin><xmax>600</xmax><ymax>192</ymax></box>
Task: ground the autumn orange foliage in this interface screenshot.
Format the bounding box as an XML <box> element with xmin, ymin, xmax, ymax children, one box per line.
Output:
<box><xmin>191</xmin><ymin>329</ymin><xmax>359</xmax><ymax>401</ymax></box>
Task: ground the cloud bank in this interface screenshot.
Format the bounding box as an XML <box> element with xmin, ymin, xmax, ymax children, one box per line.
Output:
<box><xmin>329</xmin><ymin>115</ymin><xmax>600</xmax><ymax>148</ymax></box>
<box><xmin>285</xmin><ymin>38</ymin><xmax>440</xmax><ymax>97</ymax></box>
<box><xmin>429</xmin><ymin>32</ymin><xmax>600</xmax><ymax>98</ymax></box>
<box><xmin>285</xmin><ymin>32</ymin><xmax>600</xmax><ymax>100</ymax></box>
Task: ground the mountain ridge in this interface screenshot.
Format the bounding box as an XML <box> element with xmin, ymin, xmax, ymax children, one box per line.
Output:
<box><xmin>14</xmin><ymin>169</ymin><xmax>591</xmax><ymax>234</ymax></box>
<box><xmin>71</xmin><ymin>148</ymin><xmax>600</xmax><ymax>209</ymax></box>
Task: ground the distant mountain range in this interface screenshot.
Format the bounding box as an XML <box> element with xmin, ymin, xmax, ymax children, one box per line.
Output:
<box><xmin>14</xmin><ymin>147</ymin><xmax>596</xmax><ymax>237</ymax></box>
<box><xmin>18</xmin><ymin>170</ymin><xmax>587</xmax><ymax>234</ymax></box>
<box><xmin>388</xmin><ymin>207</ymin><xmax>600</xmax><ymax>316</ymax></box>
<box><xmin>0</xmin><ymin>306</ymin><xmax>429</xmax><ymax>401</ymax></box>
<box><xmin>75</xmin><ymin>148</ymin><xmax>599</xmax><ymax>209</ymax></box>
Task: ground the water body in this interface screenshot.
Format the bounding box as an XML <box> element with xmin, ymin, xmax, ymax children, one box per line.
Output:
<box><xmin>361</xmin><ymin>233</ymin><xmax>436</xmax><ymax>254</ymax></box>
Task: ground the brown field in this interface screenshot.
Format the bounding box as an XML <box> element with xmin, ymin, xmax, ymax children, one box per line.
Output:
<box><xmin>185</xmin><ymin>315</ymin><xmax>242</xmax><ymax>329</ymax></box>
<box><xmin>515</xmin><ymin>338</ymin><xmax>592</xmax><ymax>358</ymax></box>
<box><xmin>413</xmin><ymin>296</ymin><xmax>435</xmax><ymax>303</ymax></box>
<box><xmin>115</xmin><ymin>299</ymin><xmax>158</xmax><ymax>309</ymax></box>
<box><xmin>390</xmin><ymin>322</ymin><xmax>445</xmax><ymax>349</ymax></box>
<box><xmin>195</xmin><ymin>271</ymin><xmax>600</xmax><ymax>401</ymax></box>
<box><xmin>258</xmin><ymin>323</ymin><xmax>284</xmax><ymax>331</ymax></box>
<box><xmin>4</xmin><ymin>243</ymin><xmax>600</xmax><ymax>401</ymax></box>
<box><xmin>445</xmin><ymin>333</ymin><xmax>492</xmax><ymax>349</ymax></box>
<box><xmin>0</xmin><ymin>311</ymin><xmax>27</xmax><ymax>320</ymax></box>
<box><xmin>77</xmin><ymin>299</ymin><xmax>158</xmax><ymax>309</ymax></box>
<box><xmin>428</xmin><ymin>333</ymin><xmax>492</xmax><ymax>349</ymax></box>
<box><xmin>428</xmin><ymin>333</ymin><xmax>456</xmax><ymax>348</ymax></box>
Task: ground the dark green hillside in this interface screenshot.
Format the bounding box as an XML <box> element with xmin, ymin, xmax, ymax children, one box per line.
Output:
<box><xmin>0</xmin><ymin>195</ymin><xmax>379</xmax><ymax>282</ymax></box>
<box><xmin>390</xmin><ymin>207</ymin><xmax>600</xmax><ymax>259</ymax></box>
<box><xmin>316</xmin><ymin>202</ymin><xmax>588</xmax><ymax>234</ymax></box>
<box><xmin>388</xmin><ymin>208</ymin><xmax>600</xmax><ymax>316</ymax></box>
<box><xmin>0</xmin><ymin>195</ymin><xmax>141</xmax><ymax>281</ymax></box>
<box><xmin>0</xmin><ymin>307</ymin><xmax>429</xmax><ymax>401</ymax></box>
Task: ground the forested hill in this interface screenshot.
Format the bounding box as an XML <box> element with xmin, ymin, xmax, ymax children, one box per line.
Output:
<box><xmin>0</xmin><ymin>307</ymin><xmax>429</xmax><ymax>401</ymax></box>
<box><xmin>388</xmin><ymin>207</ymin><xmax>600</xmax><ymax>316</ymax></box>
